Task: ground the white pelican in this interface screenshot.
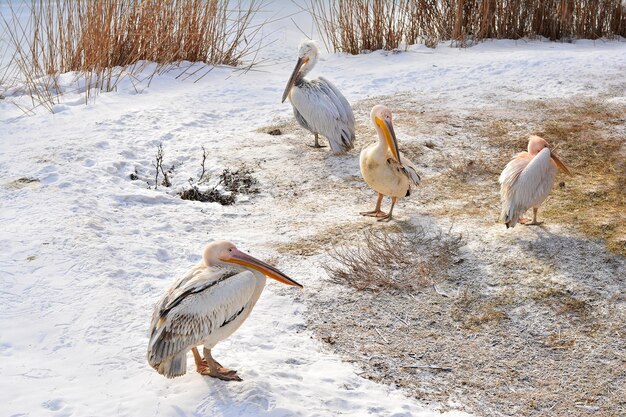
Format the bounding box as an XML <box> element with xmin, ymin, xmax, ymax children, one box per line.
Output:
<box><xmin>360</xmin><ymin>105</ymin><xmax>421</xmax><ymax>222</ymax></box>
<box><xmin>147</xmin><ymin>240</ymin><xmax>302</xmax><ymax>381</ymax></box>
<box><xmin>281</xmin><ymin>40</ymin><xmax>355</xmax><ymax>153</ymax></box>
<box><xmin>499</xmin><ymin>135</ymin><xmax>572</xmax><ymax>228</ymax></box>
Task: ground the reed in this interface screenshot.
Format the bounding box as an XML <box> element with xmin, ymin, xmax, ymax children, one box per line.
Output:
<box><xmin>1</xmin><ymin>0</ymin><xmax>266</xmax><ymax>111</ymax></box>
<box><xmin>308</xmin><ymin>0</ymin><xmax>626</xmax><ymax>53</ymax></box>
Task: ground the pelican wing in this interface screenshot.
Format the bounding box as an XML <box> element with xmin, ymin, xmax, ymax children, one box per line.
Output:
<box><xmin>147</xmin><ymin>267</ymin><xmax>257</xmax><ymax>372</ymax></box>
<box><xmin>499</xmin><ymin>149</ymin><xmax>557</xmax><ymax>227</ymax></box>
<box><xmin>399</xmin><ymin>152</ymin><xmax>421</xmax><ymax>187</ymax></box>
<box><xmin>387</xmin><ymin>151</ymin><xmax>421</xmax><ymax>188</ymax></box>
<box><xmin>290</xmin><ymin>77</ymin><xmax>356</xmax><ymax>153</ymax></box>
<box><xmin>318</xmin><ymin>76</ymin><xmax>356</xmax><ymax>137</ymax></box>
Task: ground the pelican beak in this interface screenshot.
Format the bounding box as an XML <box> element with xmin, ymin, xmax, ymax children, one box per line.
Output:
<box><xmin>226</xmin><ymin>249</ymin><xmax>303</xmax><ymax>288</ymax></box>
<box><xmin>375</xmin><ymin>117</ymin><xmax>401</xmax><ymax>163</ymax></box>
<box><xmin>282</xmin><ymin>57</ymin><xmax>305</xmax><ymax>103</ymax></box>
<box><xmin>550</xmin><ymin>151</ymin><xmax>572</xmax><ymax>176</ymax></box>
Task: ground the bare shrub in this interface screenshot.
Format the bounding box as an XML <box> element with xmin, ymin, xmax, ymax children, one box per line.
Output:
<box><xmin>152</xmin><ymin>143</ymin><xmax>172</xmax><ymax>189</ymax></box>
<box><xmin>307</xmin><ymin>0</ymin><xmax>626</xmax><ymax>53</ymax></box>
<box><xmin>178</xmin><ymin>149</ymin><xmax>259</xmax><ymax>205</ymax></box>
<box><xmin>198</xmin><ymin>146</ymin><xmax>209</xmax><ymax>184</ymax></box>
<box><xmin>0</xmin><ymin>0</ymin><xmax>267</xmax><ymax>111</ymax></box>
<box><xmin>324</xmin><ymin>227</ymin><xmax>464</xmax><ymax>291</ymax></box>
<box><xmin>219</xmin><ymin>167</ymin><xmax>259</xmax><ymax>195</ymax></box>
<box><xmin>179</xmin><ymin>185</ymin><xmax>236</xmax><ymax>206</ymax></box>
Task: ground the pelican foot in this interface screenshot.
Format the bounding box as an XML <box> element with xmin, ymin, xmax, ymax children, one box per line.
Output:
<box><xmin>523</xmin><ymin>221</ymin><xmax>543</xmax><ymax>226</ymax></box>
<box><xmin>518</xmin><ymin>217</ymin><xmax>532</xmax><ymax>225</ymax></box>
<box><xmin>377</xmin><ymin>213</ymin><xmax>393</xmax><ymax>222</ymax></box>
<box><xmin>197</xmin><ymin>361</ymin><xmax>242</xmax><ymax>382</ymax></box>
<box><xmin>360</xmin><ymin>210</ymin><xmax>387</xmax><ymax>218</ymax></box>
<box><xmin>307</xmin><ymin>143</ymin><xmax>327</xmax><ymax>149</ymax></box>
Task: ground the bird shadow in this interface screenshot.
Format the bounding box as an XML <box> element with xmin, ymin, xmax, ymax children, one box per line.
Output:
<box><xmin>189</xmin><ymin>375</ymin><xmax>293</xmax><ymax>417</ymax></box>
<box><xmin>511</xmin><ymin>225</ymin><xmax>624</xmax><ymax>293</ymax></box>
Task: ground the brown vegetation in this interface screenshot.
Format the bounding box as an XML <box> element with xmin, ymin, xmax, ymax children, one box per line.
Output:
<box><xmin>179</xmin><ymin>167</ymin><xmax>259</xmax><ymax>206</ymax></box>
<box><xmin>307</xmin><ymin>0</ymin><xmax>626</xmax><ymax>53</ymax></box>
<box><xmin>324</xmin><ymin>227</ymin><xmax>464</xmax><ymax>291</ymax></box>
<box><xmin>0</xmin><ymin>0</ymin><xmax>265</xmax><ymax>111</ymax></box>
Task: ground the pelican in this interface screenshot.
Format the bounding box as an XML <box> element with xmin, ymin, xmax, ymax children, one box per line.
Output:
<box><xmin>499</xmin><ymin>135</ymin><xmax>572</xmax><ymax>228</ymax></box>
<box><xmin>360</xmin><ymin>105</ymin><xmax>421</xmax><ymax>222</ymax></box>
<box><xmin>281</xmin><ymin>40</ymin><xmax>355</xmax><ymax>153</ymax></box>
<box><xmin>147</xmin><ymin>240</ymin><xmax>302</xmax><ymax>381</ymax></box>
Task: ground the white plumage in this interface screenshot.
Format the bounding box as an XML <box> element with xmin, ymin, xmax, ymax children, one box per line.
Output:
<box><xmin>499</xmin><ymin>135</ymin><xmax>572</xmax><ymax>228</ymax></box>
<box><xmin>147</xmin><ymin>241</ymin><xmax>302</xmax><ymax>381</ymax></box>
<box><xmin>282</xmin><ymin>41</ymin><xmax>355</xmax><ymax>153</ymax></box>
<box><xmin>360</xmin><ymin>104</ymin><xmax>420</xmax><ymax>222</ymax></box>
<box><xmin>147</xmin><ymin>267</ymin><xmax>261</xmax><ymax>378</ymax></box>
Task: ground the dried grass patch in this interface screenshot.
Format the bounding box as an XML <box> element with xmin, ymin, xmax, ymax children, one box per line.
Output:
<box><xmin>277</xmin><ymin>95</ymin><xmax>624</xmax><ymax>253</ymax></box>
<box><xmin>450</xmin><ymin>289</ymin><xmax>512</xmax><ymax>330</ymax></box>
<box><xmin>4</xmin><ymin>176</ymin><xmax>40</xmax><ymax>190</ymax></box>
<box><xmin>324</xmin><ymin>227</ymin><xmax>464</xmax><ymax>291</ymax></box>
<box><xmin>275</xmin><ymin>221</ymin><xmax>371</xmax><ymax>256</ymax></box>
<box><xmin>531</xmin><ymin>287</ymin><xmax>591</xmax><ymax>319</ymax></box>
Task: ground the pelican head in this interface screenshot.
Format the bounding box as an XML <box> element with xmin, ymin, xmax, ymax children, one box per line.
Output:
<box><xmin>203</xmin><ymin>240</ymin><xmax>302</xmax><ymax>287</ymax></box>
<box><xmin>281</xmin><ymin>40</ymin><xmax>320</xmax><ymax>103</ymax></box>
<box><xmin>371</xmin><ymin>104</ymin><xmax>401</xmax><ymax>163</ymax></box>
<box><xmin>527</xmin><ymin>135</ymin><xmax>572</xmax><ymax>175</ymax></box>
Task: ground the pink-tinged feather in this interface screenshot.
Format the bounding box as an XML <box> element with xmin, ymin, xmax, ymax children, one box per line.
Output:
<box><xmin>499</xmin><ymin>148</ymin><xmax>557</xmax><ymax>228</ymax></box>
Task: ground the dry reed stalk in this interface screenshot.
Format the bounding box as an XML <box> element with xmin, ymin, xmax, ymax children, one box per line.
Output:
<box><xmin>309</xmin><ymin>0</ymin><xmax>626</xmax><ymax>53</ymax></box>
<box><xmin>308</xmin><ymin>0</ymin><xmax>410</xmax><ymax>54</ymax></box>
<box><xmin>0</xmin><ymin>0</ymin><xmax>267</xmax><ymax>112</ymax></box>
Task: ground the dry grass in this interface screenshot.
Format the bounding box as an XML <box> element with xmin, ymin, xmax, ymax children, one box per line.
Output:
<box><xmin>1</xmin><ymin>0</ymin><xmax>266</xmax><ymax>111</ymax></box>
<box><xmin>450</xmin><ymin>288</ymin><xmax>512</xmax><ymax>329</ymax></box>
<box><xmin>307</xmin><ymin>0</ymin><xmax>626</xmax><ymax>53</ymax></box>
<box><xmin>531</xmin><ymin>287</ymin><xmax>591</xmax><ymax>319</ymax></box>
<box><xmin>275</xmin><ymin>220</ymin><xmax>371</xmax><ymax>256</ymax></box>
<box><xmin>179</xmin><ymin>167</ymin><xmax>259</xmax><ymax>206</ymax></box>
<box><xmin>276</xmin><ymin>93</ymin><xmax>624</xmax><ymax>254</ymax></box>
<box><xmin>305</xmin><ymin>276</ymin><xmax>626</xmax><ymax>415</ymax></box>
<box><xmin>305</xmin><ymin>241</ymin><xmax>626</xmax><ymax>416</ymax></box>
<box><xmin>324</xmin><ymin>227</ymin><xmax>464</xmax><ymax>291</ymax></box>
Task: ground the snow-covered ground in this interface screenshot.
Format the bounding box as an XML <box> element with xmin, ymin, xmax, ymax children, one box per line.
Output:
<box><xmin>1</xmin><ymin>3</ymin><xmax>625</xmax><ymax>417</ymax></box>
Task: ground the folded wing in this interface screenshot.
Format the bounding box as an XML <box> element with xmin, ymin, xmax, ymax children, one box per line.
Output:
<box><xmin>290</xmin><ymin>77</ymin><xmax>355</xmax><ymax>153</ymax></box>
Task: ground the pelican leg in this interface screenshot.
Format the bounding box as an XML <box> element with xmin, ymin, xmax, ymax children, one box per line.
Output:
<box><xmin>308</xmin><ymin>133</ymin><xmax>327</xmax><ymax>149</ymax></box>
<box><xmin>378</xmin><ymin>197</ymin><xmax>397</xmax><ymax>222</ymax></box>
<box><xmin>360</xmin><ymin>193</ymin><xmax>387</xmax><ymax>217</ymax></box>
<box><xmin>193</xmin><ymin>347</ymin><xmax>242</xmax><ymax>381</ymax></box>
<box><xmin>525</xmin><ymin>207</ymin><xmax>543</xmax><ymax>226</ymax></box>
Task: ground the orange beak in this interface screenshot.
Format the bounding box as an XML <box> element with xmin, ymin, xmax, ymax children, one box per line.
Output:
<box><xmin>226</xmin><ymin>249</ymin><xmax>303</xmax><ymax>288</ymax></box>
<box><xmin>550</xmin><ymin>152</ymin><xmax>572</xmax><ymax>176</ymax></box>
<box><xmin>375</xmin><ymin>116</ymin><xmax>401</xmax><ymax>163</ymax></box>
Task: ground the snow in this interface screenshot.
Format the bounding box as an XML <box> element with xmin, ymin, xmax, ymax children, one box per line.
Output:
<box><xmin>1</xmin><ymin>3</ymin><xmax>625</xmax><ymax>417</ymax></box>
